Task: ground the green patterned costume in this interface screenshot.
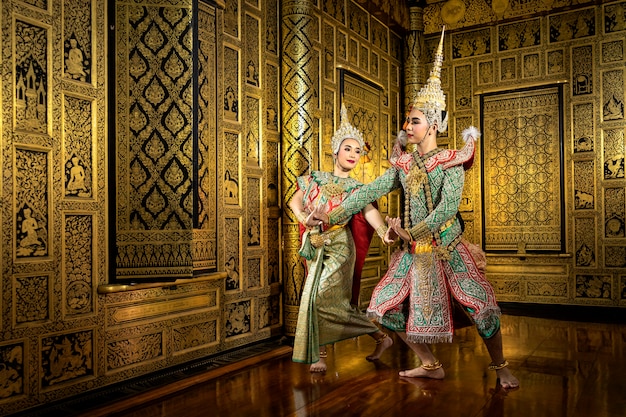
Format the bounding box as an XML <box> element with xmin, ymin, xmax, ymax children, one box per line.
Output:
<box><xmin>292</xmin><ymin>172</ymin><xmax>380</xmax><ymax>364</ymax></box>
<box><xmin>329</xmin><ymin>136</ymin><xmax>501</xmax><ymax>343</ymax></box>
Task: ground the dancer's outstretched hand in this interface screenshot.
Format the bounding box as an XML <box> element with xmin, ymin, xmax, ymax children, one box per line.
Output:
<box><xmin>383</xmin><ymin>221</ymin><xmax>398</xmax><ymax>246</ymax></box>
<box><xmin>386</xmin><ymin>216</ymin><xmax>412</xmax><ymax>243</ymax></box>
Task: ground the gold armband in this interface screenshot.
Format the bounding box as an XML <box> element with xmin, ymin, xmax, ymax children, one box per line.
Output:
<box><xmin>408</xmin><ymin>222</ymin><xmax>430</xmax><ymax>242</ymax></box>
<box><xmin>375</xmin><ymin>224</ymin><xmax>388</xmax><ymax>240</ymax></box>
<box><xmin>328</xmin><ymin>206</ymin><xmax>345</xmax><ymax>225</ymax></box>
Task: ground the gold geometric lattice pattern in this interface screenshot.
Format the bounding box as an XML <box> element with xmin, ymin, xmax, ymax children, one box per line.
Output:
<box><xmin>482</xmin><ymin>86</ymin><xmax>563</xmax><ymax>251</ymax></box>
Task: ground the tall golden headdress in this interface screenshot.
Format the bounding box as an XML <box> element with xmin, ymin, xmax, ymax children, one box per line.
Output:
<box><xmin>412</xmin><ymin>26</ymin><xmax>448</xmax><ymax>133</ymax></box>
<box><xmin>331</xmin><ymin>102</ymin><xmax>365</xmax><ymax>154</ymax></box>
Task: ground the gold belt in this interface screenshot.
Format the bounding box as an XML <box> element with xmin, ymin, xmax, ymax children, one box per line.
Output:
<box><xmin>310</xmin><ymin>225</ymin><xmax>345</xmax><ymax>248</ymax></box>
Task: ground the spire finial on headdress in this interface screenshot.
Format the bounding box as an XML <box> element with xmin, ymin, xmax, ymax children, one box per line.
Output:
<box><xmin>331</xmin><ymin>101</ymin><xmax>365</xmax><ymax>154</ymax></box>
<box><xmin>412</xmin><ymin>26</ymin><xmax>448</xmax><ymax>132</ymax></box>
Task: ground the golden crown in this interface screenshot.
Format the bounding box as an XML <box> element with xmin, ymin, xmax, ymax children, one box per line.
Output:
<box><xmin>331</xmin><ymin>103</ymin><xmax>365</xmax><ymax>154</ymax></box>
<box><xmin>413</xmin><ymin>27</ymin><xmax>447</xmax><ymax>116</ymax></box>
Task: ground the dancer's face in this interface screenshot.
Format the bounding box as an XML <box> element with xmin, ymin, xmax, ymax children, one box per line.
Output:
<box><xmin>405</xmin><ymin>108</ymin><xmax>436</xmax><ymax>148</ymax></box>
<box><xmin>334</xmin><ymin>138</ymin><xmax>362</xmax><ymax>174</ymax></box>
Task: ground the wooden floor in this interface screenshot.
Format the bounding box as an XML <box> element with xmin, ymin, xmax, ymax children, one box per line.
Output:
<box><xmin>74</xmin><ymin>314</ymin><xmax>626</xmax><ymax>416</ymax></box>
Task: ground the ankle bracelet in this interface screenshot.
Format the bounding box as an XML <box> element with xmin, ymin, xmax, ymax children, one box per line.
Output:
<box><xmin>420</xmin><ymin>360</ymin><xmax>442</xmax><ymax>371</ymax></box>
<box><xmin>319</xmin><ymin>351</ymin><xmax>327</xmax><ymax>358</ymax></box>
<box><xmin>488</xmin><ymin>360</ymin><xmax>509</xmax><ymax>371</ymax></box>
<box><xmin>375</xmin><ymin>333</ymin><xmax>388</xmax><ymax>345</ymax></box>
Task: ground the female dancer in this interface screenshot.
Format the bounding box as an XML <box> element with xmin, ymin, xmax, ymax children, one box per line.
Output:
<box><xmin>290</xmin><ymin>104</ymin><xmax>394</xmax><ymax>373</ymax></box>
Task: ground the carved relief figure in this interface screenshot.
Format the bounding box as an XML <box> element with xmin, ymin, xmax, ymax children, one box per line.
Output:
<box><xmin>603</xmin><ymin>94</ymin><xmax>624</xmax><ymax>121</ymax></box>
<box><xmin>224</xmin><ymin>86</ymin><xmax>237</xmax><ymax>113</ymax></box>
<box><xmin>246</xmin><ymin>60</ymin><xmax>258</xmax><ymax>86</ymax></box>
<box><xmin>65</xmin><ymin>38</ymin><xmax>87</xmax><ymax>81</ymax></box>
<box><xmin>225</xmin><ymin>256</ymin><xmax>240</xmax><ymax>290</ymax></box>
<box><xmin>66</xmin><ymin>156</ymin><xmax>88</xmax><ymax>196</ymax></box>
<box><xmin>42</xmin><ymin>333</ymin><xmax>92</xmax><ymax>387</ymax></box>
<box><xmin>576</xmin><ymin>243</ymin><xmax>594</xmax><ymax>266</ymax></box>
<box><xmin>266</xmin><ymin>106</ymin><xmax>277</xmax><ymax>129</ymax></box>
<box><xmin>604</xmin><ymin>155</ymin><xmax>625</xmax><ymax>179</ymax></box>
<box><xmin>224</xmin><ymin>170</ymin><xmax>239</xmax><ymax>205</ymax></box>
<box><xmin>247</xmin><ymin>131</ymin><xmax>259</xmax><ymax>164</ymax></box>
<box><xmin>574</xmin><ymin>135</ymin><xmax>593</xmax><ymax>152</ymax></box>
<box><xmin>225</xmin><ymin>301</ymin><xmax>250</xmax><ymax>336</ymax></box>
<box><xmin>523</xmin><ymin>54</ymin><xmax>539</xmax><ymax>77</ymax></box>
<box><xmin>574</xmin><ymin>189</ymin><xmax>594</xmax><ymax>209</ymax></box>
<box><xmin>576</xmin><ymin>275</ymin><xmax>611</xmax><ymax>299</ymax></box>
<box><xmin>17</xmin><ymin>206</ymin><xmax>46</xmax><ymax>257</ymax></box>
<box><xmin>15</xmin><ymin>59</ymin><xmax>47</xmax><ymax>132</ymax></box>
<box><xmin>0</xmin><ymin>344</ymin><xmax>23</xmax><ymax>399</ymax></box>
<box><xmin>247</xmin><ymin>217</ymin><xmax>260</xmax><ymax>246</ymax></box>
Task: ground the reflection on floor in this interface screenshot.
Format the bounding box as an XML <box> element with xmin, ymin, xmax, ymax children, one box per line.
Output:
<box><xmin>12</xmin><ymin>313</ymin><xmax>626</xmax><ymax>417</ymax></box>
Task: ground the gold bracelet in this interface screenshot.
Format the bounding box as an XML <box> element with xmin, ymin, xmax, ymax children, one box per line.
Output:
<box><xmin>296</xmin><ymin>212</ymin><xmax>308</xmax><ymax>224</ymax></box>
<box><xmin>404</xmin><ymin>228</ymin><xmax>414</xmax><ymax>243</ymax></box>
<box><xmin>375</xmin><ymin>224</ymin><xmax>388</xmax><ymax>240</ymax></box>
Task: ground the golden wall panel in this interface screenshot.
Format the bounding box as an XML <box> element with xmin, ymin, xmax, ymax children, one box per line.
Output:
<box><xmin>572</xmin><ymin>44</ymin><xmax>594</xmax><ymax>96</ymax></box>
<box><xmin>601</xmin><ymin>69</ymin><xmax>625</xmax><ymax>123</ymax></box>
<box><xmin>14</xmin><ymin>18</ymin><xmax>50</xmax><ymax>136</ymax></box>
<box><xmin>266</xmin><ymin>217</ymin><xmax>280</xmax><ymax>285</ymax></box>
<box><xmin>223</xmin><ymin>131</ymin><xmax>241</xmax><ymax>206</ymax></box>
<box><xmin>223</xmin><ymin>45</ymin><xmax>240</xmax><ymax>121</ymax></box>
<box><xmin>106</xmin><ymin>330</ymin><xmax>164</xmax><ymax>373</ymax></box>
<box><xmin>573</xmin><ymin>160</ymin><xmax>595</xmax><ymax>211</ymax></box>
<box><xmin>606</xmin><ymin>246</ymin><xmax>626</xmax><ymax>268</ymax></box>
<box><xmin>224</xmin><ymin>217</ymin><xmax>241</xmax><ymax>292</ymax></box>
<box><xmin>602</xmin><ymin>128</ymin><xmax>625</xmax><ymax>180</ymax></box>
<box><xmin>62</xmin><ymin>94</ymin><xmax>93</xmax><ymax>199</ymax></box>
<box><xmin>225</xmin><ymin>298</ymin><xmax>251</xmax><ymax>339</ymax></box>
<box><xmin>244</xmin><ymin>13</ymin><xmax>260</xmax><ymax>87</ymax></box>
<box><xmin>601</xmin><ymin>38</ymin><xmax>624</xmax><ymax>63</ymax></box>
<box><xmin>172</xmin><ymin>319</ymin><xmax>219</xmax><ymax>355</ymax></box>
<box><xmin>246</xmin><ymin>255</ymin><xmax>262</xmax><ymax>288</ymax></box>
<box><xmin>489</xmin><ymin>277</ymin><xmax>523</xmax><ymax>301</ymax></box>
<box><xmin>0</xmin><ymin>340</ymin><xmax>26</xmax><ymax>401</ymax></box>
<box><xmin>573</xmin><ymin>102</ymin><xmax>595</xmax><ymax>153</ymax></box>
<box><xmin>13</xmin><ymin>273</ymin><xmax>52</xmax><ymax>326</ymax></box>
<box><xmin>482</xmin><ymin>86</ymin><xmax>564</xmax><ymax>252</ymax></box>
<box><xmin>245</xmin><ymin>176</ymin><xmax>261</xmax><ymax>247</ymax></box>
<box><xmin>15</xmin><ymin>146</ymin><xmax>50</xmax><ymax>259</ymax></box>
<box><xmin>63</xmin><ymin>0</ymin><xmax>93</xmax><ymax>85</ymax></box>
<box><xmin>604</xmin><ymin>187</ymin><xmax>625</xmax><ymax>239</ymax></box>
<box><xmin>105</xmin><ymin>292</ymin><xmax>218</xmax><ymax>329</ymax></box>
<box><xmin>40</xmin><ymin>328</ymin><xmax>95</xmax><ymax>390</ymax></box>
<box><xmin>63</xmin><ymin>213</ymin><xmax>94</xmax><ymax>317</ymax></box>
<box><xmin>265</xmin><ymin>62</ymin><xmax>280</xmax><ymax>131</ymax></box>
<box><xmin>265</xmin><ymin>0</ymin><xmax>279</xmax><ymax>56</ymax></box>
<box><xmin>574</xmin><ymin>217</ymin><xmax>597</xmax><ymax>268</ymax></box>
<box><xmin>258</xmin><ymin>293</ymin><xmax>281</xmax><ymax>330</ymax></box>
<box><xmin>245</xmin><ymin>95</ymin><xmax>261</xmax><ymax>167</ymax></box>
<box><xmin>575</xmin><ymin>274</ymin><xmax>614</xmax><ymax>304</ymax></box>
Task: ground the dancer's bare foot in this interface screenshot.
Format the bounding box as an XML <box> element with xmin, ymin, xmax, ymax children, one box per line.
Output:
<box><xmin>310</xmin><ymin>350</ymin><xmax>327</xmax><ymax>373</ymax></box>
<box><xmin>366</xmin><ymin>333</ymin><xmax>393</xmax><ymax>361</ymax></box>
<box><xmin>496</xmin><ymin>367</ymin><xmax>519</xmax><ymax>389</ymax></box>
<box><xmin>399</xmin><ymin>360</ymin><xmax>445</xmax><ymax>380</ymax></box>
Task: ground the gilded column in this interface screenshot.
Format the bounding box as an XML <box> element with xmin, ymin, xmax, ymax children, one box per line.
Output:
<box><xmin>281</xmin><ymin>0</ymin><xmax>317</xmax><ymax>336</ymax></box>
<box><xmin>404</xmin><ymin>1</ymin><xmax>426</xmax><ymax>111</ymax></box>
